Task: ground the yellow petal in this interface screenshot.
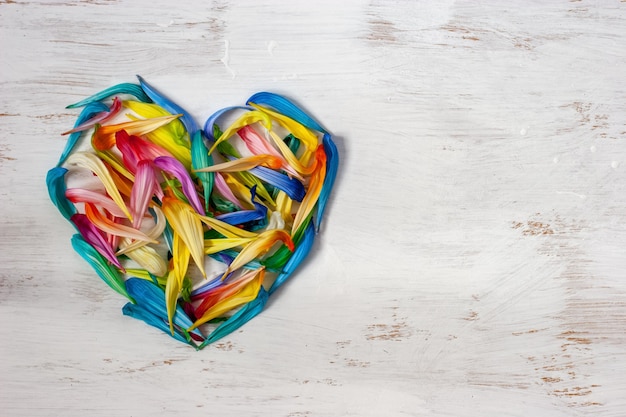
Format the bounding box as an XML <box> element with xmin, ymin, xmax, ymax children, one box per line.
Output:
<box><xmin>161</xmin><ymin>196</ymin><xmax>206</xmax><ymax>277</ymax></box>
<box><xmin>188</xmin><ymin>268</ymin><xmax>264</xmax><ymax>331</ymax></box>
<box><xmin>204</xmin><ymin>237</ymin><xmax>254</xmax><ymax>255</ymax></box>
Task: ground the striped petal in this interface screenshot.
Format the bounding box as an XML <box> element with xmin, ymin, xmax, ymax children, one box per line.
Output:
<box><xmin>84</xmin><ymin>202</ymin><xmax>157</xmax><ymax>244</ymax></box>
<box><xmin>71</xmin><ymin>234</ymin><xmax>132</xmax><ymax>301</ymax></box>
<box><xmin>66</xmin><ymin>83</ymin><xmax>152</xmax><ymax>109</ymax></box>
<box><xmin>91</xmin><ymin>114</ymin><xmax>181</xmax><ymax>151</ymax></box>
<box><xmin>129</xmin><ymin>160</ymin><xmax>156</xmax><ymax>228</ymax></box>
<box><xmin>71</xmin><ymin>214</ymin><xmax>122</xmax><ymax>269</ymax></box>
<box><xmin>316</xmin><ymin>133</ymin><xmax>339</xmax><ymax>232</ymax></box>
<box><xmin>62</xmin><ymin>97</ymin><xmax>122</xmax><ymax>135</ymax></box>
<box><xmin>247</xmin><ymin>92</ymin><xmax>327</xmax><ymax>133</ymax></box>
<box><xmin>220</xmin><ymin>229</ymin><xmax>293</xmax><ymax>280</ymax></box>
<box><xmin>269</xmin><ymin>221</ymin><xmax>315</xmax><ymax>294</ymax></box>
<box><xmin>65</xmin><ymin>152</ymin><xmax>132</xmax><ymax>220</ymax></box>
<box><xmin>154</xmin><ymin>156</ymin><xmax>205</xmax><ymax>216</ymax></box>
<box><xmin>58</xmin><ymin>102</ymin><xmax>109</xmax><ymax>165</ymax></box>
<box><xmin>191</xmin><ymin>131</ymin><xmax>213</xmax><ymax>212</ymax></box>
<box><xmin>161</xmin><ymin>196</ymin><xmax>206</xmax><ymax>277</ymax></box>
<box><xmin>292</xmin><ymin>145</ymin><xmax>326</xmax><ymax>235</ymax></box>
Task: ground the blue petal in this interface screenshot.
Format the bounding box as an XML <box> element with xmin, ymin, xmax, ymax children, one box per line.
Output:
<box><xmin>66</xmin><ymin>83</ymin><xmax>151</xmax><ymax>109</ymax></box>
<box><xmin>46</xmin><ymin>167</ymin><xmax>76</xmax><ymax>221</ymax></box>
<box><xmin>122</xmin><ymin>302</ymin><xmax>196</xmax><ymax>347</ymax></box>
<box><xmin>136</xmin><ymin>75</ymin><xmax>199</xmax><ymax>136</ymax></box>
<box><xmin>247</xmin><ymin>92</ymin><xmax>326</xmax><ymax>133</ymax></box>
<box><xmin>200</xmin><ymin>287</ymin><xmax>268</xmax><ymax>347</ymax></box>
<box><xmin>125</xmin><ymin>278</ymin><xmax>204</xmax><ymax>339</ymax></box>
<box><xmin>58</xmin><ymin>102</ymin><xmax>109</xmax><ymax>165</ymax></box>
<box><xmin>203</xmin><ymin>106</ymin><xmax>253</xmax><ymax>143</ymax></box>
<box><xmin>316</xmin><ymin>133</ymin><xmax>339</xmax><ymax>232</ymax></box>
<box><xmin>215</xmin><ymin>186</ymin><xmax>268</xmax><ymax>225</ymax></box>
<box><xmin>249</xmin><ymin>165</ymin><xmax>305</xmax><ymax>202</ymax></box>
<box><xmin>269</xmin><ymin>221</ymin><xmax>315</xmax><ymax>295</ymax></box>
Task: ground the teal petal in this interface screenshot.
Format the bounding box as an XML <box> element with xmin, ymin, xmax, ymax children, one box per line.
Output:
<box><xmin>122</xmin><ymin>302</ymin><xmax>197</xmax><ymax>348</ymax></box>
<box><xmin>191</xmin><ymin>131</ymin><xmax>214</xmax><ymax>212</ymax></box>
<box><xmin>269</xmin><ymin>221</ymin><xmax>315</xmax><ymax>295</ymax></box>
<box><xmin>66</xmin><ymin>83</ymin><xmax>151</xmax><ymax>109</ymax></box>
<box><xmin>316</xmin><ymin>133</ymin><xmax>339</xmax><ymax>232</ymax></box>
<box><xmin>46</xmin><ymin>167</ymin><xmax>76</xmax><ymax>221</ymax></box>
<box><xmin>70</xmin><ymin>234</ymin><xmax>133</xmax><ymax>301</ymax></box>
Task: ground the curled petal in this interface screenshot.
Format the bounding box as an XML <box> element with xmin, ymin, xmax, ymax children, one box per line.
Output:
<box><xmin>137</xmin><ymin>75</ymin><xmax>199</xmax><ymax>136</ymax></box>
<box><xmin>269</xmin><ymin>221</ymin><xmax>315</xmax><ymax>294</ymax></box>
<box><xmin>62</xmin><ymin>97</ymin><xmax>122</xmax><ymax>135</ymax></box>
<box><xmin>203</xmin><ymin>105</ymin><xmax>254</xmax><ymax>143</ymax></box>
<box><xmin>316</xmin><ymin>133</ymin><xmax>339</xmax><ymax>232</ymax></box>
<box><xmin>66</xmin><ymin>83</ymin><xmax>151</xmax><ymax>109</ymax></box>
<box><xmin>71</xmin><ymin>234</ymin><xmax>132</xmax><ymax>300</ymax></box>
<box><xmin>247</xmin><ymin>92</ymin><xmax>327</xmax><ymax>133</ymax></box>
<box><xmin>213</xmin><ymin>172</ymin><xmax>243</xmax><ymax>209</ymax></box>
<box><xmin>214</xmin><ymin>186</ymin><xmax>268</xmax><ymax>226</ymax></box>
<box><xmin>206</xmin><ymin>110</ymin><xmax>272</xmax><ymax>155</ymax></box>
<box><xmin>292</xmin><ymin>145</ymin><xmax>326</xmax><ymax>235</ymax></box>
<box><xmin>119</xmin><ymin>242</ymin><xmax>167</xmax><ymax>277</ymax></box>
<box><xmin>46</xmin><ymin>167</ymin><xmax>76</xmax><ymax>221</ymax></box>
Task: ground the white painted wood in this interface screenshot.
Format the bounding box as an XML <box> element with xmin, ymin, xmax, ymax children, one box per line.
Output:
<box><xmin>1</xmin><ymin>1</ymin><xmax>625</xmax><ymax>416</ymax></box>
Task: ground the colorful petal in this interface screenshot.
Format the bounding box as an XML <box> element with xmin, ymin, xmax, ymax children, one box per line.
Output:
<box><xmin>316</xmin><ymin>133</ymin><xmax>339</xmax><ymax>232</ymax></box>
<box><xmin>71</xmin><ymin>233</ymin><xmax>128</xmax><ymax>299</ymax></box>
<box><xmin>84</xmin><ymin>202</ymin><xmax>157</xmax><ymax>244</ymax></box>
<box><xmin>219</xmin><ymin>229</ymin><xmax>293</xmax><ymax>280</ymax></box>
<box><xmin>247</xmin><ymin>92</ymin><xmax>327</xmax><ymax>133</ymax></box>
<box><xmin>71</xmin><ymin>214</ymin><xmax>122</xmax><ymax>269</ymax></box>
<box><xmin>161</xmin><ymin>196</ymin><xmax>206</xmax><ymax>277</ymax></box>
<box><xmin>46</xmin><ymin>167</ymin><xmax>77</xmax><ymax>221</ymax></box>
<box><xmin>191</xmin><ymin>131</ymin><xmax>213</xmax><ymax>212</ymax></box>
<box><xmin>62</xmin><ymin>97</ymin><xmax>122</xmax><ymax>135</ymax></box>
<box><xmin>269</xmin><ymin>221</ymin><xmax>315</xmax><ymax>294</ymax></box>
<box><xmin>154</xmin><ymin>156</ymin><xmax>205</xmax><ymax>216</ymax></box>
<box><xmin>137</xmin><ymin>75</ymin><xmax>199</xmax><ymax>136</ymax></box>
<box><xmin>292</xmin><ymin>145</ymin><xmax>326</xmax><ymax>235</ymax></box>
<box><xmin>66</xmin><ymin>83</ymin><xmax>151</xmax><ymax>109</ymax></box>
<box><xmin>129</xmin><ymin>160</ymin><xmax>157</xmax><ymax>228</ymax></box>
<box><xmin>189</xmin><ymin>267</ymin><xmax>264</xmax><ymax>331</ymax></box>
<box><xmin>124</xmin><ymin>277</ymin><xmax>203</xmax><ymax>339</ymax></box>
<box><xmin>122</xmin><ymin>302</ymin><xmax>196</xmax><ymax>348</ymax></box>
<box><xmin>65</xmin><ymin>152</ymin><xmax>132</xmax><ymax>220</ymax></box>
<box><xmin>92</xmin><ymin>114</ymin><xmax>181</xmax><ymax>151</ymax></box>
<box><xmin>58</xmin><ymin>102</ymin><xmax>109</xmax><ymax>165</ymax></box>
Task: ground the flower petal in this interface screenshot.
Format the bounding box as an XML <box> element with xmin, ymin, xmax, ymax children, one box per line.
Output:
<box><xmin>66</xmin><ymin>83</ymin><xmax>152</xmax><ymax>109</ymax></box>
<box><xmin>122</xmin><ymin>302</ymin><xmax>196</xmax><ymax>348</ymax></box>
<box><xmin>316</xmin><ymin>133</ymin><xmax>339</xmax><ymax>232</ymax></box>
<box><xmin>191</xmin><ymin>131</ymin><xmax>213</xmax><ymax>212</ymax></box>
<box><xmin>71</xmin><ymin>214</ymin><xmax>122</xmax><ymax>269</ymax></box>
<box><xmin>154</xmin><ymin>156</ymin><xmax>205</xmax><ymax>216</ymax></box>
<box><xmin>161</xmin><ymin>196</ymin><xmax>206</xmax><ymax>277</ymax></box>
<box><xmin>70</xmin><ymin>233</ymin><xmax>129</xmax><ymax>299</ymax></box>
<box><xmin>46</xmin><ymin>167</ymin><xmax>77</xmax><ymax>221</ymax></box>
<box><xmin>247</xmin><ymin>92</ymin><xmax>327</xmax><ymax>133</ymax></box>
<box><xmin>62</xmin><ymin>97</ymin><xmax>123</xmax><ymax>135</ymax></box>
<box><xmin>58</xmin><ymin>102</ymin><xmax>109</xmax><ymax>165</ymax></box>
<box><xmin>92</xmin><ymin>114</ymin><xmax>181</xmax><ymax>151</ymax></box>
<box><xmin>137</xmin><ymin>75</ymin><xmax>199</xmax><ymax>136</ymax></box>
<box><xmin>269</xmin><ymin>221</ymin><xmax>315</xmax><ymax>294</ymax></box>
<box><xmin>65</xmin><ymin>152</ymin><xmax>132</xmax><ymax>220</ymax></box>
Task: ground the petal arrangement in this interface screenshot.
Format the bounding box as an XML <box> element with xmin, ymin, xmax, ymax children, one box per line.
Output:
<box><xmin>47</xmin><ymin>76</ymin><xmax>338</xmax><ymax>350</ymax></box>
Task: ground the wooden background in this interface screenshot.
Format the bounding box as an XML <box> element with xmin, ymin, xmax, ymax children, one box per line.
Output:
<box><xmin>1</xmin><ymin>1</ymin><xmax>625</xmax><ymax>416</ymax></box>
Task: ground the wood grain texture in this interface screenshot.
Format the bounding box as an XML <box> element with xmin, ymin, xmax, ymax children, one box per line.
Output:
<box><xmin>1</xmin><ymin>1</ymin><xmax>625</xmax><ymax>416</ymax></box>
